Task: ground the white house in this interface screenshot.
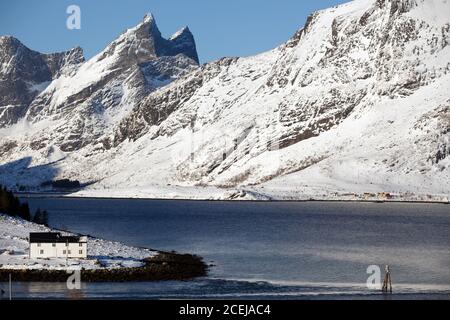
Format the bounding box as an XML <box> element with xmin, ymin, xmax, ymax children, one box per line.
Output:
<box><xmin>29</xmin><ymin>232</ymin><xmax>87</xmax><ymax>259</ymax></box>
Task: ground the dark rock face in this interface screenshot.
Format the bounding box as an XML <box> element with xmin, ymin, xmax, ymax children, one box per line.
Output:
<box><xmin>111</xmin><ymin>57</ymin><xmax>236</xmax><ymax>147</ymax></box>
<box><xmin>376</xmin><ymin>0</ymin><xmax>419</xmax><ymax>14</ymax></box>
<box><xmin>167</xmin><ymin>26</ymin><xmax>200</xmax><ymax>64</ymax></box>
<box><xmin>111</xmin><ymin>70</ymin><xmax>205</xmax><ymax>146</ymax></box>
<box><xmin>0</xmin><ymin>36</ymin><xmax>84</xmax><ymax>126</ymax></box>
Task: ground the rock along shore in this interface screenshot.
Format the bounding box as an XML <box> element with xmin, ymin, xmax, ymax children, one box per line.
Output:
<box><xmin>0</xmin><ymin>252</ymin><xmax>208</xmax><ymax>282</ymax></box>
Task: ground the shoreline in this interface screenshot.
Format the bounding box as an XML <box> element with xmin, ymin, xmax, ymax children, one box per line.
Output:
<box><xmin>15</xmin><ymin>192</ymin><xmax>450</xmax><ymax>205</ymax></box>
<box><xmin>0</xmin><ymin>213</ymin><xmax>208</xmax><ymax>282</ymax></box>
<box><xmin>0</xmin><ymin>252</ymin><xmax>208</xmax><ymax>282</ymax></box>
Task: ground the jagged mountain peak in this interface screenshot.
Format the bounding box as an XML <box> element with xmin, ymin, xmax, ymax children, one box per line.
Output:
<box><xmin>96</xmin><ymin>14</ymin><xmax>199</xmax><ymax>65</ymax></box>
<box><xmin>170</xmin><ymin>26</ymin><xmax>191</xmax><ymax>40</ymax></box>
<box><xmin>168</xmin><ymin>26</ymin><xmax>199</xmax><ymax>63</ymax></box>
<box><xmin>0</xmin><ymin>35</ymin><xmax>29</xmax><ymax>45</ymax></box>
<box><xmin>63</xmin><ymin>46</ymin><xmax>84</xmax><ymax>61</ymax></box>
<box><xmin>0</xmin><ymin>36</ymin><xmax>33</xmax><ymax>58</ymax></box>
<box><xmin>142</xmin><ymin>12</ymin><xmax>156</xmax><ymax>23</ymax></box>
<box><xmin>0</xmin><ymin>35</ymin><xmax>84</xmax><ymax>70</ymax></box>
<box><xmin>0</xmin><ymin>35</ymin><xmax>83</xmax><ymax>57</ymax></box>
<box><xmin>0</xmin><ymin>35</ymin><xmax>20</xmax><ymax>45</ymax></box>
<box><xmin>131</xmin><ymin>12</ymin><xmax>162</xmax><ymax>40</ymax></box>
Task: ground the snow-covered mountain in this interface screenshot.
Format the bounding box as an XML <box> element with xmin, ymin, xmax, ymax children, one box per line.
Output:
<box><xmin>0</xmin><ymin>0</ymin><xmax>449</xmax><ymax>201</ymax></box>
<box><xmin>0</xmin><ymin>36</ymin><xmax>84</xmax><ymax>127</ymax></box>
<box><xmin>0</xmin><ymin>14</ymin><xmax>199</xmax><ymax>152</ymax></box>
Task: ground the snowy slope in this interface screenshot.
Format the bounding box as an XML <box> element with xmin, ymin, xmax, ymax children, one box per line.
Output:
<box><xmin>0</xmin><ymin>1</ymin><xmax>449</xmax><ymax>201</ymax></box>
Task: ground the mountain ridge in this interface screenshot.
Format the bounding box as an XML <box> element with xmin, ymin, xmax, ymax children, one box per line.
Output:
<box><xmin>0</xmin><ymin>14</ymin><xmax>200</xmax><ymax>152</ymax></box>
<box><xmin>0</xmin><ymin>0</ymin><xmax>449</xmax><ymax>201</ymax></box>
<box><xmin>0</xmin><ymin>36</ymin><xmax>84</xmax><ymax>126</ymax></box>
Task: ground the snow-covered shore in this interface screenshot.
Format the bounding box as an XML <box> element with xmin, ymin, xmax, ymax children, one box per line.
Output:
<box><xmin>65</xmin><ymin>185</ymin><xmax>450</xmax><ymax>203</ymax></box>
<box><xmin>0</xmin><ymin>213</ymin><xmax>157</xmax><ymax>271</ymax></box>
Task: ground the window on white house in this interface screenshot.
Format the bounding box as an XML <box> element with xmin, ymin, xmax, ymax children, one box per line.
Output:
<box><xmin>68</xmin><ymin>250</ymin><xmax>71</xmax><ymax>254</ymax></box>
<box><xmin>79</xmin><ymin>243</ymin><xmax>83</xmax><ymax>247</ymax></box>
<box><xmin>65</xmin><ymin>243</ymin><xmax>69</xmax><ymax>247</ymax></box>
<box><xmin>37</xmin><ymin>243</ymin><xmax>41</xmax><ymax>247</ymax></box>
<box><xmin>79</xmin><ymin>250</ymin><xmax>83</xmax><ymax>254</ymax></box>
<box><xmin>40</xmin><ymin>250</ymin><xmax>44</xmax><ymax>254</ymax></box>
<box><xmin>52</xmin><ymin>243</ymin><xmax>56</xmax><ymax>247</ymax></box>
<box><xmin>63</xmin><ymin>250</ymin><xmax>66</xmax><ymax>254</ymax></box>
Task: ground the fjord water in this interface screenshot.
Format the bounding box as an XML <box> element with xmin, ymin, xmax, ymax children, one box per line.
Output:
<box><xmin>9</xmin><ymin>198</ymin><xmax>450</xmax><ymax>299</ymax></box>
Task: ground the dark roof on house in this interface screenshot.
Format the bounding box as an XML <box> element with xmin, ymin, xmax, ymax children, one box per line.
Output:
<box><xmin>29</xmin><ymin>232</ymin><xmax>86</xmax><ymax>243</ymax></box>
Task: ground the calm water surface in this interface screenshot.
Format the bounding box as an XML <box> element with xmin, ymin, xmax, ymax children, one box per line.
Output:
<box><xmin>2</xmin><ymin>198</ymin><xmax>449</xmax><ymax>299</ymax></box>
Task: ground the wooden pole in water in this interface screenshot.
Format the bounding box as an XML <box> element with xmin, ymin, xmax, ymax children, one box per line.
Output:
<box><xmin>382</xmin><ymin>265</ymin><xmax>392</xmax><ymax>294</ymax></box>
<box><xmin>388</xmin><ymin>267</ymin><xmax>392</xmax><ymax>293</ymax></box>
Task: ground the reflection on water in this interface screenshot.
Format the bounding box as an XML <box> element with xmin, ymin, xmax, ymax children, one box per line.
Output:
<box><xmin>9</xmin><ymin>198</ymin><xmax>450</xmax><ymax>299</ymax></box>
<box><xmin>2</xmin><ymin>279</ymin><xmax>450</xmax><ymax>300</ymax></box>
<box><xmin>1</xmin><ymin>282</ymin><xmax>85</xmax><ymax>300</ymax></box>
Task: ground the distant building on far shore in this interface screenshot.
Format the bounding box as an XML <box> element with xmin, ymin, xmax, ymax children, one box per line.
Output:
<box><xmin>29</xmin><ymin>232</ymin><xmax>87</xmax><ymax>259</ymax></box>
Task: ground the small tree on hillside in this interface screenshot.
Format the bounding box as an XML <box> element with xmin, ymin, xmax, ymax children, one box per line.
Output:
<box><xmin>33</xmin><ymin>209</ymin><xmax>49</xmax><ymax>226</ymax></box>
<box><xmin>18</xmin><ymin>203</ymin><xmax>31</xmax><ymax>221</ymax></box>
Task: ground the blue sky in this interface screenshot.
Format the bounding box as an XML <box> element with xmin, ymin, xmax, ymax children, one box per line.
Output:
<box><xmin>0</xmin><ymin>0</ymin><xmax>349</xmax><ymax>63</ymax></box>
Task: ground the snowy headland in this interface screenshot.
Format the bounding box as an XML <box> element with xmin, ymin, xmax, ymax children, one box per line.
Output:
<box><xmin>0</xmin><ymin>213</ymin><xmax>206</xmax><ymax>281</ymax></box>
<box><xmin>60</xmin><ymin>184</ymin><xmax>450</xmax><ymax>203</ymax></box>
